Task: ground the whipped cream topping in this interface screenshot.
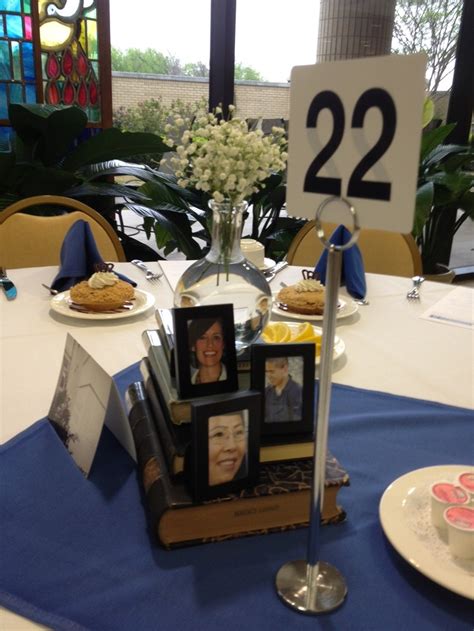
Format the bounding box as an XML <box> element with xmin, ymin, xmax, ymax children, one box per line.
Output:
<box><xmin>295</xmin><ymin>279</ymin><xmax>324</xmax><ymax>293</ymax></box>
<box><xmin>88</xmin><ymin>271</ymin><xmax>119</xmax><ymax>289</ymax></box>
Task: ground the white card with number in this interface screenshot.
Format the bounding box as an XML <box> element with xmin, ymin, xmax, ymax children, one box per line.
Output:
<box><xmin>287</xmin><ymin>53</ymin><xmax>427</xmax><ymax>233</ymax></box>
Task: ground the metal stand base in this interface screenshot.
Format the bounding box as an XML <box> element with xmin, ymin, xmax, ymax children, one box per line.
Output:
<box><xmin>275</xmin><ymin>560</ymin><xmax>347</xmax><ymax>614</ymax></box>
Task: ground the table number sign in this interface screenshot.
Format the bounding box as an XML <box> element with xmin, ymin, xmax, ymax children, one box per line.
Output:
<box><xmin>287</xmin><ymin>53</ymin><xmax>427</xmax><ymax>232</ymax></box>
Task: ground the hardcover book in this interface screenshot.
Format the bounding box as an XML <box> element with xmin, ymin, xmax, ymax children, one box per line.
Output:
<box><xmin>142</xmin><ymin>329</ymin><xmax>250</xmax><ymax>424</ymax></box>
<box><xmin>126</xmin><ymin>381</ymin><xmax>349</xmax><ymax>549</ymax></box>
<box><xmin>140</xmin><ymin>357</ymin><xmax>316</xmax><ymax>475</ymax></box>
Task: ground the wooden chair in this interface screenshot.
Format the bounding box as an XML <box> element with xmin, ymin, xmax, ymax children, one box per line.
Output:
<box><xmin>286</xmin><ymin>221</ymin><xmax>422</xmax><ymax>278</ymax></box>
<box><xmin>0</xmin><ymin>195</ymin><xmax>126</xmax><ymax>269</ymax></box>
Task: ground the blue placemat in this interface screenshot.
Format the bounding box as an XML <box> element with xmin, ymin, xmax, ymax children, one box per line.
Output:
<box><xmin>1</xmin><ymin>363</ymin><xmax>473</xmax><ymax>631</ymax></box>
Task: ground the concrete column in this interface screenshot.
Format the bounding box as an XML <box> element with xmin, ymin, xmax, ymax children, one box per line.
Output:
<box><xmin>317</xmin><ymin>0</ymin><xmax>396</xmax><ymax>62</ymax></box>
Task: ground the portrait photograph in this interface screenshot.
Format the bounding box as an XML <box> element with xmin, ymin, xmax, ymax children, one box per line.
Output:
<box><xmin>251</xmin><ymin>343</ymin><xmax>315</xmax><ymax>437</ymax></box>
<box><xmin>191</xmin><ymin>391</ymin><xmax>260</xmax><ymax>501</ymax></box>
<box><xmin>173</xmin><ymin>305</ymin><xmax>238</xmax><ymax>399</ymax></box>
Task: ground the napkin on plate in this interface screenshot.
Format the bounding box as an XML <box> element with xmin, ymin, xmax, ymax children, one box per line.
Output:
<box><xmin>51</xmin><ymin>220</ymin><xmax>136</xmax><ymax>293</ymax></box>
<box><xmin>313</xmin><ymin>224</ymin><xmax>366</xmax><ymax>300</ymax></box>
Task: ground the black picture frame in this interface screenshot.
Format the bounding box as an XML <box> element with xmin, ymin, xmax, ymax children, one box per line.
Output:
<box><xmin>251</xmin><ymin>343</ymin><xmax>315</xmax><ymax>437</ymax></box>
<box><xmin>172</xmin><ymin>305</ymin><xmax>238</xmax><ymax>399</ymax></box>
<box><xmin>191</xmin><ymin>391</ymin><xmax>261</xmax><ymax>501</ymax></box>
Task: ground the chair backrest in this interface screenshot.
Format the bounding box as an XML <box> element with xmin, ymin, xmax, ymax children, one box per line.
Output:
<box><xmin>287</xmin><ymin>221</ymin><xmax>422</xmax><ymax>278</ymax></box>
<box><xmin>0</xmin><ymin>195</ymin><xmax>126</xmax><ymax>269</ymax></box>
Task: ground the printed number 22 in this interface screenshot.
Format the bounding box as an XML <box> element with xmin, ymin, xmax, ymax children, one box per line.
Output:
<box><xmin>303</xmin><ymin>88</ymin><xmax>396</xmax><ymax>201</ymax></box>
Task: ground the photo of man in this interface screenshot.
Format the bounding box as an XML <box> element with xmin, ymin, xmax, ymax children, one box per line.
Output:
<box><xmin>264</xmin><ymin>356</ymin><xmax>303</xmax><ymax>423</ymax></box>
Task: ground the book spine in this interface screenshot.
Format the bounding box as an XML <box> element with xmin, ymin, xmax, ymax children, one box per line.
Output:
<box><xmin>142</xmin><ymin>330</ymin><xmax>191</xmax><ymax>424</ymax></box>
<box><xmin>139</xmin><ymin>358</ymin><xmax>187</xmax><ymax>475</ymax></box>
<box><xmin>125</xmin><ymin>381</ymin><xmax>173</xmax><ymax>545</ymax></box>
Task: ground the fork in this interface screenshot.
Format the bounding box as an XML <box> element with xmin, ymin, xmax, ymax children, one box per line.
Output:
<box><xmin>406</xmin><ymin>275</ymin><xmax>425</xmax><ymax>300</ymax></box>
<box><xmin>131</xmin><ymin>260</ymin><xmax>163</xmax><ymax>282</ymax></box>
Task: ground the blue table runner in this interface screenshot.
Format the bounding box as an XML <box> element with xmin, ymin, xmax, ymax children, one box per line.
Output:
<box><xmin>1</xmin><ymin>363</ymin><xmax>473</xmax><ymax>631</ymax></box>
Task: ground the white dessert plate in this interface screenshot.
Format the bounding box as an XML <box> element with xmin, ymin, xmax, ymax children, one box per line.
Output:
<box><xmin>272</xmin><ymin>294</ymin><xmax>358</xmax><ymax>321</ymax></box>
<box><xmin>50</xmin><ymin>288</ymin><xmax>155</xmax><ymax>320</ymax></box>
<box><xmin>379</xmin><ymin>465</ymin><xmax>474</xmax><ymax>600</ymax></box>
<box><xmin>260</xmin><ymin>257</ymin><xmax>276</xmax><ymax>271</ymax></box>
<box><xmin>261</xmin><ymin>322</ymin><xmax>345</xmax><ymax>365</ymax></box>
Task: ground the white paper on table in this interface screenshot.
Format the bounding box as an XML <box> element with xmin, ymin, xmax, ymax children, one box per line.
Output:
<box><xmin>48</xmin><ymin>334</ymin><xmax>136</xmax><ymax>476</ymax></box>
<box><xmin>420</xmin><ymin>287</ymin><xmax>473</xmax><ymax>330</ymax></box>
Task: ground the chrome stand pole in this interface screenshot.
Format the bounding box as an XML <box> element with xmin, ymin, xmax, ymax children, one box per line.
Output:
<box><xmin>275</xmin><ymin>197</ymin><xmax>359</xmax><ymax>614</ymax></box>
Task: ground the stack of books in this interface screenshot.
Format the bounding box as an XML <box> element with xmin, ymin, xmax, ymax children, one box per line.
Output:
<box><xmin>125</xmin><ymin>317</ymin><xmax>350</xmax><ymax>549</ymax></box>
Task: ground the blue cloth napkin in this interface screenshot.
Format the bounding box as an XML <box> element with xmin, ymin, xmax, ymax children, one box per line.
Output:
<box><xmin>314</xmin><ymin>225</ymin><xmax>366</xmax><ymax>300</ymax></box>
<box><xmin>51</xmin><ymin>220</ymin><xmax>136</xmax><ymax>292</ymax></box>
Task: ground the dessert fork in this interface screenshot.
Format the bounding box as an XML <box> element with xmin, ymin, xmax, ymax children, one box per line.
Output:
<box><xmin>406</xmin><ymin>276</ymin><xmax>424</xmax><ymax>300</ymax></box>
<box><xmin>131</xmin><ymin>260</ymin><xmax>163</xmax><ymax>282</ymax></box>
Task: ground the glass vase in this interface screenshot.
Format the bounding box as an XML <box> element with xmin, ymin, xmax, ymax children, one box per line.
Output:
<box><xmin>173</xmin><ymin>199</ymin><xmax>272</xmax><ymax>353</ymax></box>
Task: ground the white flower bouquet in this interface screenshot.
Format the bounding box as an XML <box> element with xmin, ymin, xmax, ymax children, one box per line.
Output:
<box><xmin>162</xmin><ymin>106</ymin><xmax>288</xmax><ymax>273</ymax></box>
<box><xmin>163</xmin><ymin>105</ymin><xmax>288</xmax><ymax>207</ymax></box>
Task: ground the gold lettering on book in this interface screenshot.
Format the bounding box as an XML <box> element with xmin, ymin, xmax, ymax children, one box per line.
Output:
<box><xmin>234</xmin><ymin>504</ymin><xmax>279</xmax><ymax>517</ymax></box>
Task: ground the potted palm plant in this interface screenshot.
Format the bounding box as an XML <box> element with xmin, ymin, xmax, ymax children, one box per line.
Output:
<box><xmin>414</xmin><ymin>123</ymin><xmax>474</xmax><ymax>279</ymax></box>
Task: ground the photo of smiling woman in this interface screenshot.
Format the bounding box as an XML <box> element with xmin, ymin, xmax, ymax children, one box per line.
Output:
<box><xmin>208</xmin><ymin>411</ymin><xmax>248</xmax><ymax>487</ymax></box>
<box><xmin>188</xmin><ymin>318</ymin><xmax>227</xmax><ymax>385</ymax></box>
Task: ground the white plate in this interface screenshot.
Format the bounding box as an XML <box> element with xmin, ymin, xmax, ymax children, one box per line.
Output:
<box><xmin>260</xmin><ymin>257</ymin><xmax>276</xmax><ymax>271</ymax></box>
<box><xmin>379</xmin><ymin>465</ymin><xmax>474</xmax><ymax>600</ymax></box>
<box><xmin>261</xmin><ymin>322</ymin><xmax>345</xmax><ymax>365</ymax></box>
<box><xmin>50</xmin><ymin>288</ymin><xmax>155</xmax><ymax>320</ymax></box>
<box><xmin>272</xmin><ymin>294</ymin><xmax>358</xmax><ymax>321</ymax></box>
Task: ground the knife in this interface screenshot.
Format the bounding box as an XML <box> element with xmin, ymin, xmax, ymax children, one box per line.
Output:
<box><xmin>0</xmin><ymin>270</ymin><xmax>17</xmax><ymax>300</ymax></box>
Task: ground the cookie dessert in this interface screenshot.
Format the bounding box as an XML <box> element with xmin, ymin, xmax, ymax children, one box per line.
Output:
<box><xmin>276</xmin><ymin>278</ymin><xmax>325</xmax><ymax>315</ymax></box>
<box><xmin>69</xmin><ymin>271</ymin><xmax>134</xmax><ymax>312</ymax></box>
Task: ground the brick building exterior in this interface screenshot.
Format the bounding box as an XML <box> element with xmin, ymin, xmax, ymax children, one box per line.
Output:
<box><xmin>112</xmin><ymin>71</ymin><xmax>449</xmax><ymax>122</ymax></box>
<box><xmin>112</xmin><ymin>71</ymin><xmax>291</xmax><ymax>120</ymax></box>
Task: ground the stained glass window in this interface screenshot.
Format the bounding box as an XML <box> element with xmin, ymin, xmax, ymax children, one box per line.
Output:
<box><xmin>1</xmin><ymin>0</ymin><xmax>110</xmax><ymax>138</ymax></box>
<box><xmin>0</xmin><ymin>0</ymin><xmax>37</xmax><ymax>126</ymax></box>
<box><xmin>39</xmin><ymin>0</ymin><xmax>101</xmax><ymax>123</ymax></box>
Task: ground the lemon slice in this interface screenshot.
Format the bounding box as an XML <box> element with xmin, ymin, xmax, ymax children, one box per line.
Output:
<box><xmin>261</xmin><ymin>322</ymin><xmax>292</xmax><ymax>343</ymax></box>
<box><xmin>272</xmin><ymin>322</ymin><xmax>292</xmax><ymax>342</ymax></box>
<box><xmin>261</xmin><ymin>324</ymin><xmax>276</xmax><ymax>343</ymax></box>
<box><xmin>290</xmin><ymin>322</ymin><xmax>315</xmax><ymax>342</ymax></box>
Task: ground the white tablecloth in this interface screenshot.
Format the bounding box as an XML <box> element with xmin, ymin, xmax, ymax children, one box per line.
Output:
<box><xmin>0</xmin><ymin>262</ymin><xmax>473</xmax><ymax>630</ymax></box>
<box><xmin>1</xmin><ymin>262</ymin><xmax>472</xmax><ymax>446</ymax></box>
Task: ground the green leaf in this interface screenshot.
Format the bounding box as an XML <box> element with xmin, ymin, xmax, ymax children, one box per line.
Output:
<box><xmin>429</xmin><ymin>171</ymin><xmax>472</xmax><ymax>195</ymax></box>
<box><xmin>422</xmin><ymin>97</ymin><xmax>434</xmax><ymax>128</ymax></box>
<box><xmin>123</xmin><ymin>202</ymin><xmax>201</xmax><ymax>258</ymax></box>
<box><xmin>8</xmin><ymin>104</ymin><xmax>87</xmax><ymax>166</ymax></box>
<box><xmin>413</xmin><ymin>182</ymin><xmax>434</xmax><ymax>238</ymax></box>
<box><xmin>63</xmin><ymin>129</ymin><xmax>169</xmax><ymax>171</ymax></box>
<box><xmin>11</xmin><ymin>165</ymin><xmax>80</xmax><ymax>196</ymax></box>
<box><xmin>420</xmin><ymin>124</ymin><xmax>456</xmax><ymax>162</ymax></box>
<box><xmin>63</xmin><ymin>182</ymin><xmax>152</xmax><ymax>202</ymax></box>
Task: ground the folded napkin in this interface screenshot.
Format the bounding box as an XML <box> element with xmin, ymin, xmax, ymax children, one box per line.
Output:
<box><xmin>51</xmin><ymin>220</ymin><xmax>136</xmax><ymax>292</ymax></box>
<box><xmin>314</xmin><ymin>224</ymin><xmax>366</xmax><ymax>300</ymax></box>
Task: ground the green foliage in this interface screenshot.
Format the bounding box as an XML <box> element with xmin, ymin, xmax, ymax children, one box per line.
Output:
<box><xmin>0</xmin><ymin>104</ymin><xmax>168</xmax><ymax>206</ymax></box>
<box><xmin>392</xmin><ymin>0</ymin><xmax>462</xmax><ymax>93</ymax></box>
<box><xmin>414</xmin><ymin>123</ymin><xmax>474</xmax><ymax>273</ymax></box>
<box><xmin>111</xmin><ymin>46</ymin><xmax>264</xmax><ymax>80</ymax></box>
<box><xmin>234</xmin><ymin>63</ymin><xmax>263</xmax><ymax>81</ymax></box>
<box><xmin>111</xmin><ymin>47</ymin><xmax>182</xmax><ymax>75</ymax></box>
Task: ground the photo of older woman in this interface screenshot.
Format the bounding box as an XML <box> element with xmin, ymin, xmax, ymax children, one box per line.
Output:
<box><xmin>208</xmin><ymin>411</ymin><xmax>248</xmax><ymax>486</ymax></box>
<box><xmin>188</xmin><ymin>318</ymin><xmax>227</xmax><ymax>384</ymax></box>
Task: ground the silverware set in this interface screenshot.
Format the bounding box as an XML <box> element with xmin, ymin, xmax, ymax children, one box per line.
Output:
<box><xmin>263</xmin><ymin>260</ymin><xmax>288</xmax><ymax>282</ymax></box>
<box><xmin>406</xmin><ymin>275</ymin><xmax>425</xmax><ymax>300</ymax></box>
<box><xmin>131</xmin><ymin>260</ymin><xmax>164</xmax><ymax>282</ymax></box>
